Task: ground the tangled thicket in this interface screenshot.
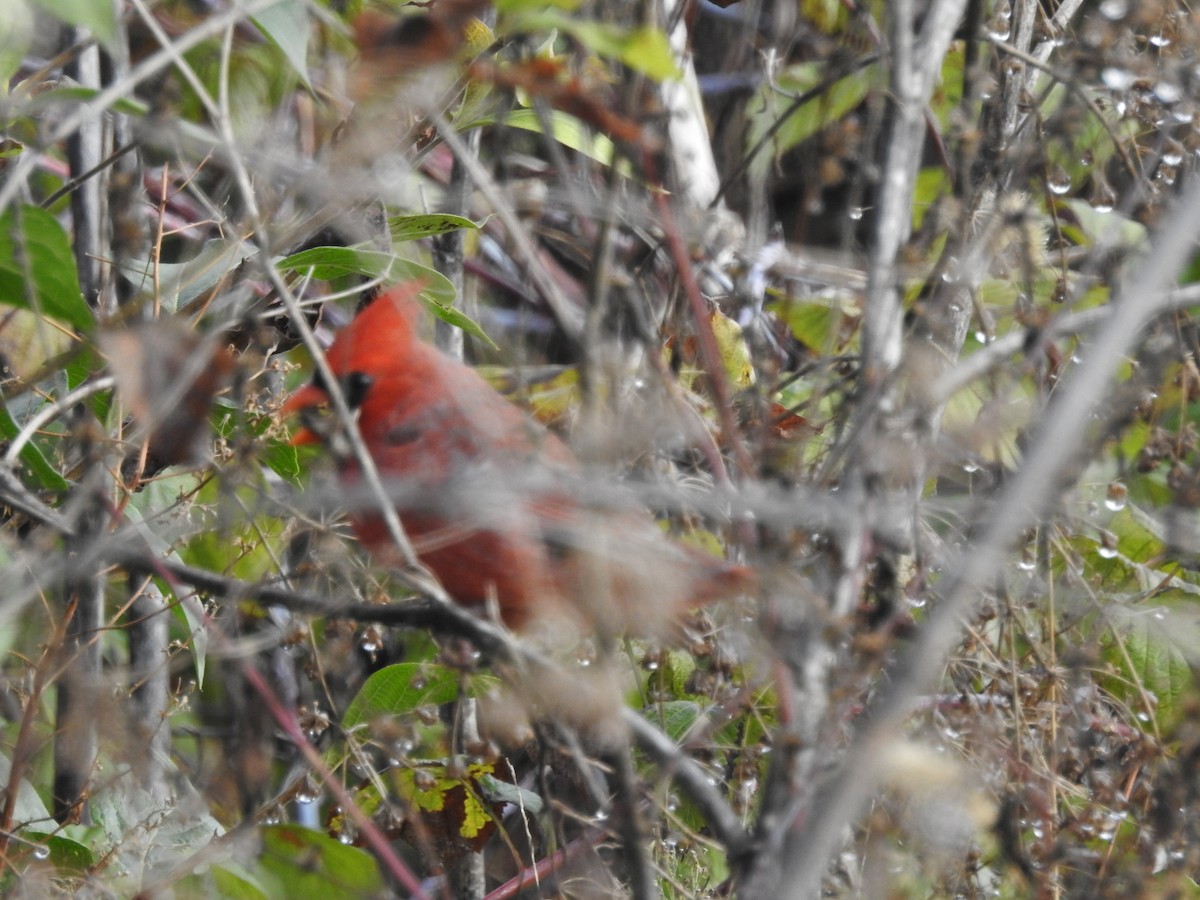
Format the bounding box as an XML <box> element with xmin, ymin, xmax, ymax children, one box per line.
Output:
<box><xmin>3</xmin><ymin>0</ymin><xmax>1200</xmax><ymax>897</ymax></box>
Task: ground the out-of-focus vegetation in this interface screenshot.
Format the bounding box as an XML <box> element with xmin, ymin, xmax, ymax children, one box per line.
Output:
<box><xmin>2</xmin><ymin>0</ymin><xmax>1200</xmax><ymax>896</ymax></box>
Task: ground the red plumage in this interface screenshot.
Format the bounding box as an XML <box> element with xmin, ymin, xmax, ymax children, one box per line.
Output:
<box><xmin>284</xmin><ymin>284</ymin><xmax>752</xmax><ymax>633</ymax></box>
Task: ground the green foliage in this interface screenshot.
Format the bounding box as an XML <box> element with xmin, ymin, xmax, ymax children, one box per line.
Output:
<box><xmin>251</xmin><ymin>0</ymin><xmax>313</xmax><ymax>89</ymax></box>
<box><xmin>255</xmin><ymin>825</ymin><xmax>385</xmax><ymax>897</ymax></box>
<box><xmin>118</xmin><ymin>240</ymin><xmax>258</xmax><ymax>314</ymax></box>
<box><xmin>0</xmin><ymin>205</ymin><xmax>91</xmax><ymax>330</ymax></box>
<box><xmin>0</xmin><ymin>403</ymin><xmax>69</xmax><ymax>491</ymax></box>
<box><xmin>505</xmin><ymin>10</ymin><xmax>679</xmax><ymax>81</ymax></box>
<box><xmin>745</xmin><ymin>63</ymin><xmax>874</xmax><ymax>179</ymax></box>
<box><xmin>28</xmin><ymin>0</ymin><xmax>117</xmax><ymax>50</ymax></box>
<box><xmin>1101</xmin><ymin>601</ymin><xmax>1193</xmax><ymax>735</ymax></box>
<box><xmin>392</xmin><ymin>761</ymin><xmax>495</xmax><ymax>837</ymax></box>
<box><xmin>342</xmin><ymin>662</ymin><xmax>464</xmax><ymax>730</ymax></box>
<box><xmin>7</xmin><ymin>1</ymin><xmax>1200</xmax><ymax>896</ymax></box>
<box><xmin>0</xmin><ymin>0</ymin><xmax>34</xmax><ymax>88</ymax></box>
<box><xmin>387</xmin><ymin>213</ymin><xmax>479</xmax><ymax>242</ymax></box>
<box><xmin>278</xmin><ymin>245</ymin><xmax>496</xmax><ymax>346</ymax></box>
<box><xmin>499</xmin><ymin>107</ymin><xmax>617</xmax><ymax>164</ymax></box>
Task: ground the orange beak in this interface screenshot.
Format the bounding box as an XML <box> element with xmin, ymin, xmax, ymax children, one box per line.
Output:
<box><xmin>281</xmin><ymin>383</ymin><xmax>330</xmax><ymax>446</ymax></box>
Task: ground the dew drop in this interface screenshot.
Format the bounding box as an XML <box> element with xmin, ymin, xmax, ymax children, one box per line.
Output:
<box><xmin>1102</xmin><ymin>67</ymin><xmax>1135</xmax><ymax>91</ymax></box>
<box><xmin>1090</xmin><ymin>183</ymin><xmax>1115</xmax><ymax>213</ymax></box>
<box><xmin>31</xmin><ymin>845</ymin><xmax>49</xmax><ymax>861</ymax></box>
<box><xmin>985</xmin><ymin>17</ymin><xmax>1011</xmax><ymax>40</ymax></box>
<box><xmin>1052</xmin><ymin>277</ymin><xmax>1070</xmax><ymax>304</ymax></box>
<box><xmin>296</xmin><ymin>778</ymin><xmax>321</xmax><ymax>805</ymax></box>
<box><xmin>1155</xmin><ymin>82</ymin><xmax>1182</xmax><ymax>105</ymax></box>
<box><xmin>1105</xmin><ymin>482</ymin><xmax>1127</xmax><ymax>511</ymax></box>
<box><xmin>1047</xmin><ymin>167</ymin><xmax>1072</xmax><ymax>195</ymax></box>
<box><xmin>358</xmin><ymin>625</ymin><xmax>383</xmax><ymax>659</ymax></box>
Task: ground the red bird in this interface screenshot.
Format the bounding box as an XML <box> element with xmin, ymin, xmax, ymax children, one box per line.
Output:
<box><xmin>283</xmin><ymin>283</ymin><xmax>752</xmax><ymax>634</ymax></box>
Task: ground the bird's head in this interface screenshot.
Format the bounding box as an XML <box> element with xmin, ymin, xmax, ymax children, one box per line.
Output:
<box><xmin>281</xmin><ymin>282</ymin><xmax>425</xmax><ymax>446</ymax></box>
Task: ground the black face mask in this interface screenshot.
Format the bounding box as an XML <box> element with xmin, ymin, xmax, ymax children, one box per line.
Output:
<box><xmin>311</xmin><ymin>369</ymin><xmax>375</xmax><ymax>410</ymax></box>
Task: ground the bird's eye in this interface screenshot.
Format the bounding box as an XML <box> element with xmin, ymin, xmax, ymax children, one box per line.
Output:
<box><xmin>343</xmin><ymin>371</ymin><xmax>375</xmax><ymax>409</ymax></box>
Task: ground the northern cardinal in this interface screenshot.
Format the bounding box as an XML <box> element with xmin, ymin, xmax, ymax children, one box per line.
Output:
<box><xmin>283</xmin><ymin>283</ymin><xmax>752</xmax><ymax>634</ymax></box>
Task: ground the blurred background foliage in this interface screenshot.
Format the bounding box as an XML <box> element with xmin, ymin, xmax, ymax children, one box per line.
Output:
<box><xmin>2</xmin><ymin>0</ymin><xmax>1200</xmax><ymax>896</ymax></box>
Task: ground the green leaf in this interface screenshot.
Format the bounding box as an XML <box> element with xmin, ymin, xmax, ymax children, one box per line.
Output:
<box><xmin>263</xmin><ymin>439</ymin><xmax>302</xmax><ymax>483</ymax></box>
<box><xmin>620</xmin><ymin>26</ymin><xmax>679</xmax><ymax>81</ymax></box>
<box><xmin>0</xmin><ymin>0</ymin><xmax>34</xmax><ymax>88</ymax></box>
<box><xmin>118</xmin><ymin>240</ymin><xmax>258</xmax><ymax>313</ymax></box>
<box><xmin>342</xmin><ymin>662</ymin><xmax>462</xmax><ymax>730</ymax></box>
<box><xmin>0</xmin><ymin>402</ymin><xmax>69</xmax><ymax>491</ymax></box>
<box><xmin>1102</xmin><ymin>602</ymin><xmax>1194</xmax><ymax>733</ymax></box>
<box><xmin>421</xmin><ymin>294</ymin><xmax>497</xmax><ymax>349</ymax></box>
<box><xmin>477</xmin><ymin>773</ymin><xmax>545</xmax><ymax>814</ymax></box>
<box><xmin>388</xmin><ymin>214</ymin><xmax>479</xmax><ymax>242</ymax></box>
<box><xmin>496</xmin><ymin>0</ymin><xmax>580</xmax><ymax>12</ymax></box>
<box><xmin>769</xmin><ymin>294</ymin><xmax>858</xmax><ymax>355</ymax></box>
<box><xmin>258</xmin><ymin>825</ymin><xmax>385</xmax><ymax>897</ymax></box>
<box><xmin>460</xmin><ymin>784</ymin><xmax>491</xmax><ymax>838</ymax></box>
<box><xmin>277</xmin><ymin>245</ymin><xmax>418</xmax><ymax>282</ymax></box>
<box><xmin>251</xmin><ymin>0</ymin><xmax>312</xmax><ymax>89</ymax></box>
<box><xmin>653</xmin><ymin>699</ymin><xmax>703</xmax><ymax>742</ymax></box>
<box><xmin>0</xmin><ymin>752</ymin><xmax>52</xmax><ymax>823</ymax></box>
<box><xmin>519</xmin><ymin>13</ymin><xmax>679</xmax><ymax>81</ymax></box>
<box><xmin>0</xmin><ymin>204</ymin><xmax>91</xmax><ymax>331</ymax></box>
<box><xmin>913</xmin><ymin>167</ymin><xmax>951</xmax><ymax>230</ymax></box>
<box><xmin>645</xmin><ymin>699</ymin><xmax>742</xmax><ymax>747</ymax></box>
<box><xmin>501</xmin><ymin>107</ymin><xmax>615</xmax><ymax>165</ymax></box>
<box><xmin>29</xmin><ymin>0</ymin><xmax>117</xmax><ymax>50</ymax></box>
<box><xmin>746</xmin><ymin>63</ymin><xmax>873</xmax><ymax>178</ymax></box>
<box><xmin>19</xmin><ymin>832</ymin><xmax>93</xmax><ymax>871</ymax></box>
<box><xmin>275</xmin><ymin>247</ymin><xmax>496</xmax><ymax>347</ymax></box>
<box><xmin>1060</xmin><ymin>199</ymin><xmax>1148</xmax><ymax>253</ymax></box>
<box><xmin>709</xmin><ymin>308</ymin><xmax>754</xmax><ymax>388</ymax></box>
<box><xmin>202</xmin><ymin>863</ymin><xmax>271</xmax><ymax>899</ymax></box>
<box><xmin>662</xmin><ymin>649</ymin><xmax>697</xmax><ymax>697</ymax></box>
